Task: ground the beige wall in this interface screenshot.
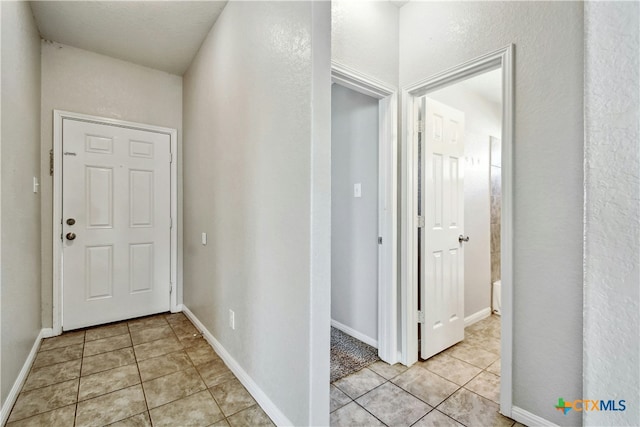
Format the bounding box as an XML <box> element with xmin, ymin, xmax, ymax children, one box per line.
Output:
<box><xmin>1</xmin><ymin>1</ymin><xmax>42</xmax><ymax>403</ymax></box>
<box><xmin>400</xmin><ymin>2</ymin><xmax>584</xmax><ymax>424</ymax></box>
<box><xmin>182</xmin><ymin>2</ymin><xmax>330</xmax><ymax>424</ymax></box>
<box><xmin>40</xmin><ymin>42</ymin><xmax>183</xmax><ymax>328</ymax></box>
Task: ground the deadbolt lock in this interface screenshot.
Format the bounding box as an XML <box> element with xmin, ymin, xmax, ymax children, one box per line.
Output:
<box><xmin>66</xmin><ymin>218</ymin><xmax>76</xmax><ymax>226</ymax></box>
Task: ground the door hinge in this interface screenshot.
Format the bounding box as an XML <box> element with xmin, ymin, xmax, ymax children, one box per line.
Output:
<box><xmin>170</xmin><ymin>217</ymin><xmax>173</xmax><ymax>228</ymax></box>
<box><xmin>416</xmin><ymin>119</ymin><xmax>424</xmax><ymax>134</ymax></box>
<box><xmin>49</xmin><ymin>149</ymin><xmax>54</xmax><ymax>176</ymax></box>
<box><xmin>170</xmin><ymin>152</ymin><xmax>174</xmax><ymax>164</ymax></box>
<box><xmin>417</xmin><ymin>310</ymin><xmax>425</xmax><ymax>324</ymax></box>
<box><xmin>378</xmin><ymin>236</ymin><xmax>383</xmax><ymax>245</ymax></box>
<box><xmin>170</xmin><ymin>285</ymin><xmax>173</xmax><ymax>295</ymax></box>
<box><xmin>417</xmin><ymin>216</ymin><xmax>425</xmax><ymax>228</ymax></box>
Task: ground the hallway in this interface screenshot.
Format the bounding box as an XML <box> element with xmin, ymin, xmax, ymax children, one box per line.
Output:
<box><xmin>5</xmin><ymin>313</ymin><xmax>274</xmax><ymax>426</ymax></box>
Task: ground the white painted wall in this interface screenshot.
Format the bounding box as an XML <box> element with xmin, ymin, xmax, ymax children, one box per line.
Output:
<box><xmin>0</xmin><ymin>1</ymin><xmax>3</xmax><ymax>403</ymax></box>
<box><xmin>331</xmin><ymin>0</ymin><xmax>401</xmax><ymax>352</ymax></box>
<box><xmin>331</xmin><ymin>0</ymin><xmax>398</xmax><ymax>87</ymax></box>
<box><xmin>40</xmin><ymin>42</ymin><xmax>183</xmax><ymax>328</ymax></box>
<box><xmin>331</xmin><ymin>83</ymin><xmax>379</xmax><ymax>344</ymax></box>
<box><xmin>400</xmin><ymin>3</ymin><xmax>584</xmax><ymax>425</ymax></box>
<box><xmin>428</xmin><ymin>77</ymin><xmax>501</xmax><ymax>319</ymax></box>
<box><xmin>583</xmin><ymin>3</ymin><xmax>639</xmax><ymax>426</ymax></box>
<box><xmin>182</xmin><ymin>2</ymin><xmax>330</xmax><ymax>425</ymax></box>
<box><xmin>1</xmin><ymin>1</ymin><xmax>42</xmax><ymax>403</ymax></box>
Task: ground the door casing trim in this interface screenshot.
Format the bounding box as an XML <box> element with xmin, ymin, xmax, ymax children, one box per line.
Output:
<box><xmin>331</xmin><ymin>61</ymin><xmax>399</xmax><ymax>364</ymax></box>
<box><xmin>400</xmin><ymin>45</ymin><xmax>514</xmax><ymax>417</ymax></box>
<box><xmin>52</xmin><ymin>110</ymin><xmax>179</xmax><ymax>335</ymax></box>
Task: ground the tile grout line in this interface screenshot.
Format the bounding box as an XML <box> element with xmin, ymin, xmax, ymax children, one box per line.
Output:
<box><xmin>429</xmin><ymin>339</ymin><xmax>502</xmax><ymax>425</ymax></box>
<box><xmin>175</xmin><ymin>314</ymin><xmax>235</xmax><ymax>426</ymax></box>
<box><xmin>142</xmin><ymin>314</ymin><xmax>243</xmax><ymax>425</ymax></box>
<box><xmin>353</xmin><ymin>399</ymin><xmax>391</xmax><ymax>426</ymax></box>
<box><xmin>130</xmin><ymin>322</ymin><xmax>152</xmax><ymax>426</ymax></box>
<box><xmin>79</xmin><ymin>320</ymin><xmax>165</xmax><ymax>425</ymax></box>
<box><xmin>73</xmin><ymin>331</ymin><xmax>86</xmax><ymax>427</ymax></box>
<box><xmin>334</xmin><ymin>371</ymin><xmax>429</xmax><ymax>427</ymax></box>
<box><xmin>187</xmin><ymin>340</ymin><xmax>225</xmax><ymax>422</ymax></box>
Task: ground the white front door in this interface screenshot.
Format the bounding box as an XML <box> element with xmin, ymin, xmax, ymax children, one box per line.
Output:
<box><xmin>62</xmin><ymin>118</ymin><xmax>172</xmax><ymax>330</ymax></box>
<box><xmin>419</xmin><ymin>97</ymin><xmax>466</xmax><ymax>359</ymax></box>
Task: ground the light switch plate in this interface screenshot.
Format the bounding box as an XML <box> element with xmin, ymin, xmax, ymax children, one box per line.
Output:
<box><xmin>354</xmin><ymin>183</ymin><xmax>362</xmax><ymax>198</ymax></box>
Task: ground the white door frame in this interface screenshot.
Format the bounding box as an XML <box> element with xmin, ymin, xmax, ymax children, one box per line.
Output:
<box><xmin>400</xmin><ymin>45</ymin><xmax>514</xmax><ymax>416</ymax></box>
<box><xmin>331</xmin><ymin>62</ymin><xmax>399</xmax><ymax>364</ymax></box>
<box><xmin>52</xmin><ymin>110</ymin><xmax>179</xmax><ymax>335</ymax></box>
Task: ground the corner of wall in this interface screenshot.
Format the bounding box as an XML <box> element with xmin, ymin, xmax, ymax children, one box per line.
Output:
<box><xmin>583</xmin><ymin>2</ymin><xmax>640</xmax><ymax>426</ymax></box>
<box><xmin>309</xmin><ymin>1</ymin><xmax>332</xmax><ymax>425</ymax></box>
<box><xmin>1</xmin><ymin>0</ymin><xmax>43</xmax><ymax>403</ymax></box>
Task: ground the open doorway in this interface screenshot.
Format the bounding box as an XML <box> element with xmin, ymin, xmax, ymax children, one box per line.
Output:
<box><xmin>330</xmin><ymin>83</ymin><xmax>380</xmax><ymax>378</ymax></box>
<box><xmin>415</xmin><ymin>66</ymin><xmax>503</xmax><ymax>397</ymax></box>
<box><xmin>416</xmin><ymin>68</ymin><xmax>502</xmax><ymax>359</ymax></box>
<box><xmin>329</xmin><ymin>63</ymin><xmax>398</xmax><ymax>380</ymax></box>
<box><xmin>402</xmin><ymin>46</ymin><xmax>514</xmax><ymax>415</ymax></box>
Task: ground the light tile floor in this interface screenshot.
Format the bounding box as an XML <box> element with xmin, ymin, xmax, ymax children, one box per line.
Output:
<box><xmin>331</xmin><ymin>315</ymin><xmax>525</xmax><ymax>427</ymax></box>
<box><xmin>6</xmin><ymin>312</ymin><xmax>274</xmax><ymax>427</ymax></box>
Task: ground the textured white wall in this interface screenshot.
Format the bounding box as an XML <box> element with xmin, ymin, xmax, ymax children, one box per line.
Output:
<box><xmin>331</xmin><ymin>0</ymin><xmax>399</xmax><ymax>87</ymax></box>
<box><xmin>583</xmin><ymin>3</ymin><xmax>639</xmax><ymax>426</ymax></box>
<box><xmin>182</xmin><ymin>2</ymin><xmax>330</xmax><ymax>424</ymax></box>
<box><xmin>331</xmin><ymin>84</ymin><xmax>379</xmax><ymax>343</ymax></box>
<box><xmin>428</xmin><ymin>79</ymin><xmax>501</xmax><ymax>319</ymax></box>
<box><xmin>40</xmin><ymin>42</ymin><xmax>183</xmax><ymax>328</ymax></box>
<box><xmin>1</xmin><ymin>1</ymin><xmax>42</xmax><ymax>403</ymax></box>
<box><xmin>331</xmin><ymin>0</ymin><xmax>401</xmax><ymax>352</ymax></box>
<box><xmin>400</xmin><ymin>2</ymin><xmax>584</xmax><ymax>425</ymax></box>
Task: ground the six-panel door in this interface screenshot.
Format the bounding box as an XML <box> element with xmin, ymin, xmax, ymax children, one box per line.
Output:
<box><xmin>420</xmin><ymin>97</ymin><xmax>466</xmax><ymax>360</ymax></box>
<box><xmin>62</xmin><ymin>119</ymin><xmax>171</xmax><ymax>330</ymax></box>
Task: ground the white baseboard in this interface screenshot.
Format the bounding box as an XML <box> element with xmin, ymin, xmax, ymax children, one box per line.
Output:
<box><xmin>464</xmin><ymin>307</ymin><xmax>492</xmax><ymax>327</ymax></box>
<box><xmin>511</xmin><ymin>406</ymin><xmax>559</xmax><ymax>427</ymax></box>
<box><xmin>330</xmin><ymin>319</ymin><xmax>378</xmax><ymax>348</ymax></box>
<box><xmin>0</xmin><ymin>328</ymin><xmax>48</xmax><ymax>426</ymax></box>
<box><xmin>181</xmin><ymin>306</ymin><xmax>293</xmax><ymax>426</ymax></box>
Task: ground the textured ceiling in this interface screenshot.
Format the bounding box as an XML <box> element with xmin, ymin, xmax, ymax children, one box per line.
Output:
<box><xmin>30</xmin><ymin>1</ymin><xmax>228</xmax><ymax>75</ymax></box>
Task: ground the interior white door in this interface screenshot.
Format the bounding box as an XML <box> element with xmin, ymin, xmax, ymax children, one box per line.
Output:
<box><xmin>419</xmin><ymin>96</ymin><xmax>466</xmax><ymax>359</ymax></box>
<box><xmin>62</xmin><ymin>118</ymin><xmax>172</xmax><ymax>330</ymax></box>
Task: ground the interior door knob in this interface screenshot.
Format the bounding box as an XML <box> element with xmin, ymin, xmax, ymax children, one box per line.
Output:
<box><xmin>66</xmin><ymin>232</ymin><xmax>76</xmax><ymax>241</ymax></box>
<box><xmin>458</xmin><ymin>235</ymin><xmax>469</xmax><ymax>243</ymax></box>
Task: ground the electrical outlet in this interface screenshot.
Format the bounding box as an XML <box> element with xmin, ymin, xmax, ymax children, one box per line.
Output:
<box><xmin>229</xmin><ymin>309</ymin><xmax>235</xmax><ymax>330</ymax></box>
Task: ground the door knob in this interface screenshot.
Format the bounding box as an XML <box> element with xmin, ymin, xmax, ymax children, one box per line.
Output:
<box><xmin>458</xmin><ymin>235</ymin><xmax>470</xmax><ymax>243</ymax></box>
<box><xmin>66</xmin><ymin>232</ymin><xmax>76</xmax><ymax>241</ymax></box>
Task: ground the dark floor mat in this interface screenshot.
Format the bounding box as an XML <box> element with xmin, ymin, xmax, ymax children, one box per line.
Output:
<box><xmin>330</xmin><ymin>327</ymin><xmax>380</xmax><ymax>383</ymax></box>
